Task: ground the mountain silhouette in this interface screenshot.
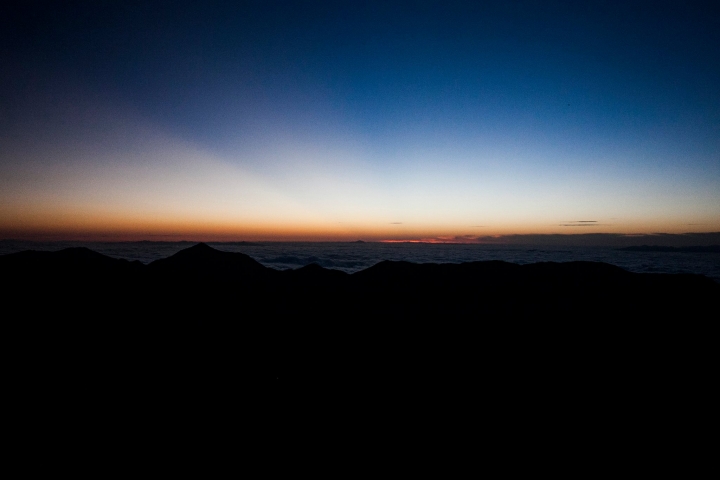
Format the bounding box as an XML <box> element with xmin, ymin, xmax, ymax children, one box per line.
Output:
<box><xmin>3</xmin><ymin>242</ymin><xmax>716</xmax><ymax>313</ymax></box>
<box><xmin>2</xmin><ymin>243</ymin><xmax>717</xmax><ymax>418</ymax></box>
<box><xmin>147</xmin><ymin>242</ymin><xmax>270</xmax><ymax>283</ymax></box>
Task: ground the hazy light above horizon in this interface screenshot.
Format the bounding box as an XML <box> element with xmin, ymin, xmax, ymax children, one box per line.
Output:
<box><xmin>1</xmin><ymin>1</ymin><xmax>718</xmax><ymax>242</ymax></box>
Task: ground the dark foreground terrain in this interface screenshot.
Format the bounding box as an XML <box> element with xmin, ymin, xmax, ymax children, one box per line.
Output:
<box><xmin>2</xmin><ymin>243</ymin><xmax>717</xmax><ymax>460</ymax></box>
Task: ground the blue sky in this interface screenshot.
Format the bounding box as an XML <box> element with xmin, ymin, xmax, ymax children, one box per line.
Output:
<box><xmin>1</xmin><ymin>1</ymin><xmax>718</xmax><ymax>241</ymax></box>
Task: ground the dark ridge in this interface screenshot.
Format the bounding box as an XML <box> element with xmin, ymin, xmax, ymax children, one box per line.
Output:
<box><xmin>283</xmin><ymin>262</ymin><xmax>349</xmax><ymax>287</ymax></box>
<box><xmin>293</xmin><ymin>262</ymin><xmax>346</xmax><ymax>276</ymax></box>
<box><xmin>0</xmin><ymin>246</ymin><xmax>144</xmax><ymax>278</ymax></box>
<box><xmin>3</xmin><ymin>242</ymin><xmax>716</xmax><ymax>308</ymax></box>
<box><xmin>3</xmin><ymin>242</ymin><xmax>717</xmax><ymax>430</ymax></box>
<box><xmin>147</xmin><ymin>242</ymin><xmax>269</xmax><ymax>281</ymax></box>
<box><xmin>618</xmin><ymin>245</ymin><xmax>720</xmax><ymax>253</ymax></box>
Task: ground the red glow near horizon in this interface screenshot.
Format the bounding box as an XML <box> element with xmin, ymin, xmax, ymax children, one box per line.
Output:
<box><xmin>380</xmin><ymin>238</ymin><xmax>485</xmax><ymax>244</ymax></box>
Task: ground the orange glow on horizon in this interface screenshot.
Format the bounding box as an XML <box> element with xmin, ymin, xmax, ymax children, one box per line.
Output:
<box><xmin>2</xmin><ymin>217</ymin><xmax>719</xmax><ymax>243</ymax></box>
<box><xmin>2</xmin><ymin>191</ymin><xmax>719</xmax><ymax>242</ymax></box>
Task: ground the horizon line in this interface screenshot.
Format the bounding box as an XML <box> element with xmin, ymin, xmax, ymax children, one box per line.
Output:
<box><xmin>2</xmin><ymin>231</ymin><xmax>720</xmax><ymax>245</ymax></box>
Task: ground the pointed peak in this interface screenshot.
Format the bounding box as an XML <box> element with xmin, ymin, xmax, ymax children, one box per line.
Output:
<box><xmin>148</xmin><ymin>241</ymin><xmax>267</xmax><ymax>273</ymax></box>
<box><xmin>162</xmin><ymin>242</ymin><xmax>220</xmax><ymax>260</ymax></box>
<box><xmin>189</xmin><ymin>242</ymin><xmax>213</xmax><ymax>250</ymax></box>
<box><xmin>177</xmin><ymin>243</ymin><xmax>219</xmax><ymax>255</ymax></box>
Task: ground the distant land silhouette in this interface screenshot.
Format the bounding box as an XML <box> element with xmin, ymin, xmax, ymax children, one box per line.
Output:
<box><xmin>619</xmin><ymin>245</ymin><xmax>720</xmax><ymax>253</ymax></box>
<box><xmin>3</xmin><ymin>242</ymin><xmax>716</xmax><ymax>437</ymax></box>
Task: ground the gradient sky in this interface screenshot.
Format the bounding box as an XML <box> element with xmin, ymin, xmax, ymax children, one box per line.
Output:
<box><xmin>1</xmin><ymin>1</ymin><xmax>719</xmax><ymax>242</ymax></box>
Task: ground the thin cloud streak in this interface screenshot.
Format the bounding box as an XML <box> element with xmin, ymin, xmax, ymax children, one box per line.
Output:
<box><xmin>378</xmin><ymin>232</ymin><xmax>720</xmax><ymax>247</ymax></box>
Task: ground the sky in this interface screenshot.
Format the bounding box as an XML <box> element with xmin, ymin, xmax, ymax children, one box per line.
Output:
<box><xmin>1</xmin><ymin>1</ymin><xmax>719</xmax><ymax>242</ymax></box>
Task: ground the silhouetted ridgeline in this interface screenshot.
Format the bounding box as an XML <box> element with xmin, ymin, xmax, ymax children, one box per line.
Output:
<box><xmin>2</xmin><ymin>243</ymin><xmax>717</xmax><ymax>440</ymax></box>
<box><xmin>1</xmin><ymin>242</ymin><xmax>713</xmax><ymax>319</ymax></box>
